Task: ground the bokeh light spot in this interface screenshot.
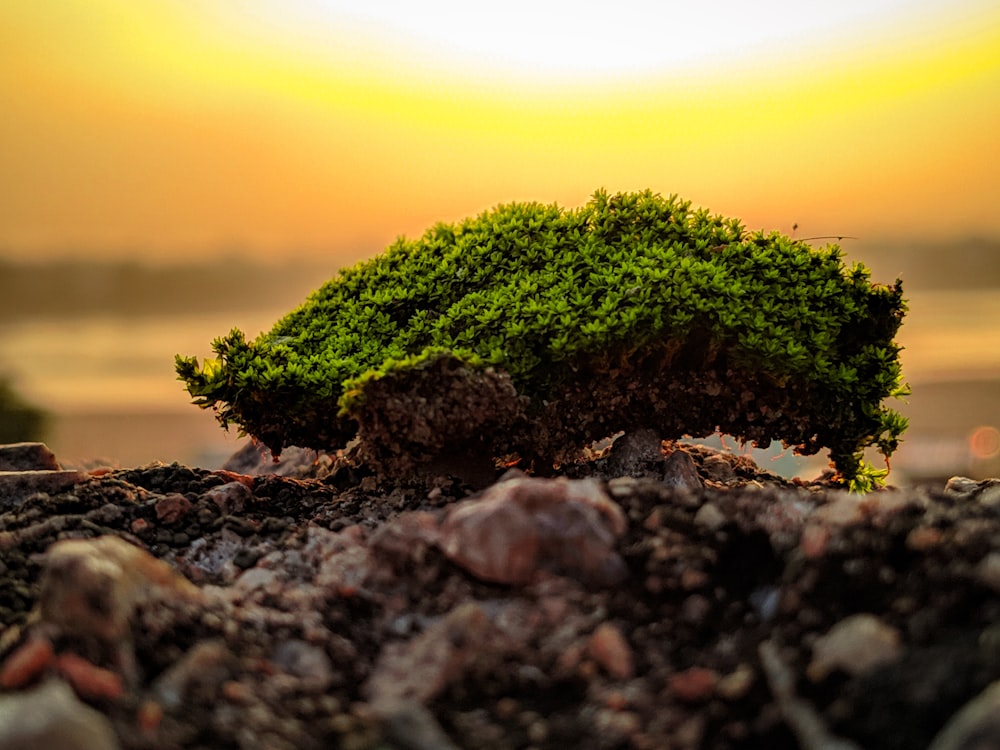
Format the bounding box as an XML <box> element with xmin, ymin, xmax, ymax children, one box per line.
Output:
<box><xmin>969</xmin><ymin>426</ymin><xmax>1000</xmax><ymax>460</ymax></box>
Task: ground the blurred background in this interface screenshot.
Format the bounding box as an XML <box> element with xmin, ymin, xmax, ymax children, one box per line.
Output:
<box><xmin>1</xmin><ymin>0</ymin><xmax>998</xmax><ymax>482</ymax></box>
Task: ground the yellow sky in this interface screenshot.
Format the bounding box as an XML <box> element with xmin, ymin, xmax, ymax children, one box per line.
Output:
<box><xmin>1</xmin><ymin>0</ymin><xmax>999</xmax><ymax>263</ymax></box>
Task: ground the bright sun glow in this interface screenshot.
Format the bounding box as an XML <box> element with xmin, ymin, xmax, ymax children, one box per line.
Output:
<box><xmin>1</xmin><ymin>0</ymin><xmax>998</xmax><ymax>256</ymax></box>
<box><xmin>239</xmin><ymin>0</ymin><xmax>935</xmax><ymax>77</ymax></box>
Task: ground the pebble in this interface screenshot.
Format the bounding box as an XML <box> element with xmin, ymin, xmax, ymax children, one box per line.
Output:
<box><xmin>694</xmin><ymin>502</ymin><xmax>726</xmax><ymax>531</ymax></box>
<box><xmin>661</xmin><ymin>450</ymin><xmax>703</xmax><ymax>491</ymax></box>
<box><xmin>975</xmin><ymin>552</ymin><xmax>1000</xmax><ymax>593</ymax></box>
<box><xmin>607</xmin><ymin>476</ymin><xmax>638</xmax><ymax>498</ymax></box>
<box><xmin>155</xmin><ymin>493</ymin><xmax>193</xmax><ymax>524</ymax></box>
<box><xmin>906</xmin><ymin>526</ymin><xmax>943</xmax><ymax>551</ymax></box>
<box><xmin>0</xmin><ymin>636</ymin><xmax>55</xmax><ymax>689</ymax></box>
<box><xmin>928</xmin><ymin>679</ymin><xmax>1000</xmax><ymax>750</ymax></box>
<box><xmin>0</xmin><ymin>442</ymin><xmax>60</xmax><ymax>471</ymax></box>
<box><xmin>587</xmin><ymin>623</ymin><xmax>634</xmax><ymax>680</ymax></box>
<box><xmin>800</xmin><ymin>524</ymin><xmax>831</xmax><ymax>559</ymax></box>
<box><xmin>667</xmin><ymin>666</ymin><xmax>718</xmax><ymax>703</ymax></box>
<box><xmin>151</xmin><ymin>640</ymin><xmax>232</xmax><ymax>710</ymax></box>
<box><xmin>807</xmin><ymin>613</ymin><xmax>902</xmax><ymax>681</ymax></box>
<box><xmin>206</xmin><ymin>481</ymin><xmax>253</xmax><ymax>514</ymax></box>
<box><xmin>365</xmin><ymin>603</ymin><xmax>495</xmax><ymax>709</ymax></box>
<box><xmin>439</xmin><ymin>495</ymin><xmax>539</xmax><ymax>585</ymax></box>
<box><xmin>0</xmin><ymin>678</ymin><xmax>120</xmax><ymax>750</ymax></box>
<box><xmin>944</xmin><ymin>476</ymin><xmax>980</xmax><ymax>498</ymax></box>
<box><xmin>39</xmin><ymin>535</ymin><xmax>202</xmax><ymax>642</ymax></box>
<box><xmin>272</xmin><ymin>640</ymin><xmax>335</xmax><ymax>689</ymax></box>
<box><xmin>701</xmin><ymin>454</ymin><xmax>736</xmax><ymax>482</ymax></box>
<box><xmin>812</xmin><ymin>493</ymin><xmax>865</xmax><ymax>526</ymax></box>
<box><xmin>977</xmin><ymin>482</ymin><xmax>1000</xmax><ymax>508</ymax></box>
<box><xmin>605</xmin><ymin>429</ymin><xmax>666</xmax><ymax>477</ymax></box>
<box><xmin>716</xmin><ymin>664</ymin><xmax>755</xmax><ymax>701</ymax></box>
<box><xmin>438</xmin><ymin>477</ymin><xmax>627</xmax><ymax>587</ymax></box>
<box><xmin>380</xmin><ymin>701</ymin><xmax>461</xmax><ymax>750</ymax></box>
<box><xmin>0</xmin><ymin>470</ymin><xmax>88</xmax><ymax>509</ymax></box>
<box><xmin>55</xmin><ymin>652</ymin><xmax>124</xmax><ymax>701</ymax></box>
<box><xmin>680</xmin><ymin>594</ymin><xmax>712</xmax><ymax>625</ymax></box>
<box><xmin>749</xmin><ymin>586</ymin><xmax>781</xmax><ymax>622</ymax></box>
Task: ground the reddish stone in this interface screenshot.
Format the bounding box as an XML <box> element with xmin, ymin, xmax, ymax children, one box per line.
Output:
<box><xmin>155</xmin><ymin>493</ymin><xmax>193</xmax><ymax>524</ymax></box>
<box><xmin>0</xmin><ymin>636</ymin><xmax>55</xmax><ymax>689</ymax></box>
<box><xmin>56</xmin><ymin>652</ymin><xmax>124</xmax><ymax>701</ymax></box>
<box><xmin>667</xmin><ymin>666</ymin><xmax>718</xmax><ymax>703</ymax></box>
<box><xmin>587</xmin><ymin>623</ymin><xmax>634</xmax><ymax>680</ymax></box>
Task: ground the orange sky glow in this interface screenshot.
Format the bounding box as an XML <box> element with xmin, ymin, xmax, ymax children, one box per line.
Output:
<box><xmin>2</xmin><ymin>0</ymin><xmax>999</xmax><ymax>264</ymax></box>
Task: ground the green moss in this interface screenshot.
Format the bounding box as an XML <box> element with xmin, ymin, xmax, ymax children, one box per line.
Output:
<box><xmin>176</xmin><ymin>189</ymin><xmax>908</xmax><ymax>485</ymax></box>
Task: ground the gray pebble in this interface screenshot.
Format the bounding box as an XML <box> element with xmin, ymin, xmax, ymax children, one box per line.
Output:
<box><xmin>0</xmin><ymin>679</ymin><xmax>120</xmax><ymax>750</ymax></box>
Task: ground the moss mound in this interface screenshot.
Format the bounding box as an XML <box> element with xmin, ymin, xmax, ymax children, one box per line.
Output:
<box><xmin>176</xmin><ymin>189</ymin><xmax>907</xmax><ymax>486</ymax></box>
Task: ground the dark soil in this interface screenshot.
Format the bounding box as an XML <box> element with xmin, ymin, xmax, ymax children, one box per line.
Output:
<box><xmin>1</xmin><ymin>440</ymin><xmax>999</xmax><ymax>750</ymax></box>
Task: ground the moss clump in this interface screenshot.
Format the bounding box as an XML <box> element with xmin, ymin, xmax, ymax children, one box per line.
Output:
<box><xmin>176</xmin><ymin>189</ymin><xmax>907</xmax><ymax>486</ymax></box>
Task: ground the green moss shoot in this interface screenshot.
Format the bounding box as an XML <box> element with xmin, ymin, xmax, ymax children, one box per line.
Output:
<box><xmin>176</xmin><ymin>189</ymin><xmax>908</xmax><ymax>485</ymax></box>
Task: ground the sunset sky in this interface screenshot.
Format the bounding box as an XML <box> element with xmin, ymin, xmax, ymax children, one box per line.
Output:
<box><xmin>2</xmin><ymin>0</ymin><xmax>999</xmax><ymax>264</ymax></box>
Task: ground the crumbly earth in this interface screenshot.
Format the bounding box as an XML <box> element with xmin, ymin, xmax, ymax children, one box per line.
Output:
<box><xmin>1</xmin><ymin>440</ymin><xmax>999</xmax><ymax>750</ymax></box>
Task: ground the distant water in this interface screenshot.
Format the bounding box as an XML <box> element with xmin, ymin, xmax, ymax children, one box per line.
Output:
<box><xmin>896</xmin><ymin>289</ymin><xmax>1000</xmax><ymax>379</ymax></box>
<box><xmin>0</xmin><ymin>310</ymin><xmax>284</xmax><ymax>467</ymax></box>
<box><xmin>1</xmin><ymin>289</ymin><xmax>998</xmax><ymax>475</ymax></box>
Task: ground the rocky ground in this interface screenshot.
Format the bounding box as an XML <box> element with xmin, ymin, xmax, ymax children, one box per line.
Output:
<box><xmin>1</xmin><ymin>438</ymin><xmax>1000</xmax><ymax>750</ymax></box>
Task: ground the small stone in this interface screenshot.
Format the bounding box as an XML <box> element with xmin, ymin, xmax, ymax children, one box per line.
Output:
<box><xmin>928</xmin><ymin>680</ymin><xmax>1000</xmax><ymax>750</ymax></box>
<box><xmin>643</xmin><ymin>508</ymin><xmax>662</xmax><ymax>531</ymax></box>
<box><xmin>945</xmin><ymin>476</ymin><xmax>979</xmax><ymax>497</ymax></box>
<box><xmin>365</xmin><ymin>603</ymin><xmax>495</xmax><ymax>709</ymax></box>
<box><xmin>717</xmin><ymin>664</ymin><xmax>755</xmax><ymax>701</ymax></box>
<box><xmin>680</xmin><ymin>567</ymin><xmax>709</xmax><ymax>590</ymax></box>
<box><xmin>39</xmin><ymin>535</ymin><xmax>202</xmax><ymax>642</ymax></box>
<box><xmin>906</xmin><ymin>526</ymin><xmax>943</xmax><ymax>551</ymax></box>
<box><xmin>701</xmin><ymin>454</ymin><xmax>736</xmax><ymax>482</ymax></box>
<box><xmin>975</xmin><ymin>552</ymin><xmax>1000</xmax><ymax>593</ymax></box>
<box><xmin>662</xmin><ymin>450</ymin><xmax>703</xmax><ymax>491</ymax></box>
<box><xmin>749</xmin><ymin>586</ymin><xmax>781</xmax><ymax>622</ymax></box>
<box><xmin>607</xmin><ymin>476</ymin><xmax>638</xmax><ymax>498</ymax></box>
<box><xmin>807</xmin><ymin>613</ymin><xmax>902</xmax><ymax>681</ymax></box>
<box><xmin>440</xmin><ymin>498</ymin><xmax>539</xmax><ymax>585</ymax></box>
<box><xmin>694</xmin><ymin>502</ymin><xmax>726</xmax><ymax>531</ymax></box>
<box><xmin>680</xmin><ymin>594</ymin><xmax>712</xmax><ymax>625</ymax></box>
<box><xmin>0</xmin><ymin>442</ymin><xmax>60</xmax><ymax>471</ymax></box>
<box><xmin>155</xmin><ymin>493</ymin><xmax>193</xmax><ymax>524</ymax></box>
<box><xmin>0</xmin><ymin>678</ymin><xmax>120</xmax><ymax>750</ymax></box>
<box><xmin>438</xmin><ymin>477</ymin><xmax>627</xmax><ymax>587</ymax></box>
<box><xmin>800</xmin><ymin>524</ymin><xmax>831</xmax><ymax>559</ymax></box>
<box><xmin>0</xmin><ymin>636</ymin><xmax>55</xmax><ymax>689</ymax></box>
<box><xmin>151</xmin><ymin>640</ymin><xmax>233</xmax><ymax>710</ymax></box>
<box><xmin>812</xmin><ymin>493</ymin><xmax>864</xmax><ymax>525</ymax></box>
<box><xmin>587</xmin><ymin>623</ymin><xmax>634</xmax><ymax>680</ymax></box>
<box><xmin>0</xmin><ymin>470</ymin><xmax>88</xmax><ymax>508</ymax></box>
<box><xmin>976</xmin><ymin>482</ymin><xmax>1000</xmax><ymax>508</ymax></box>
<box><xmin>380</xmin><ymin>701</ymin><xmax>462</xmax><ymax>750</ymax></box>
<box><xmin>205</xmin><ymin>481</ymin><xmax>252</xmax><ymax>514</ymax></box>
<box><xmin>55</xmin><ymin>652</ymin><xmax>124</xmax><ymax>701</ymax></box>
<box><xmin>272</xmin><ymin>640</ymin><xmax>334</xmax><ymax>689</ymax></box>
<box><xmin>605</xmin><ymin>429</ymin><xmax>664</xmax><ymax>477</ymax></box>
<box><xmin>667</xmin><ymin>666</ymin><xmax>718</xmax><ymax>703</ymax></box>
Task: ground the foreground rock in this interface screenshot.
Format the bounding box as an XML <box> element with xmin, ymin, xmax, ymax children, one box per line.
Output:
<box><xmin>0</xmin><ymin>441</ymin><xmax>999</xmax><ymax>749</ymax></box>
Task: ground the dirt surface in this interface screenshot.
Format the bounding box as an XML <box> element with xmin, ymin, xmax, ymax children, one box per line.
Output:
<box><xmin>2</xmin><ymin>439</ymin><xmax>1000</xmax><ymax>750</ymax></box>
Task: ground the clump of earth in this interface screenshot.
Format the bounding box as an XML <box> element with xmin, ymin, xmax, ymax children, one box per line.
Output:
<box><xmin>1</xmin><ymin>438</ymin><xmax>1000</xmax><ymax>750</ymax></box>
